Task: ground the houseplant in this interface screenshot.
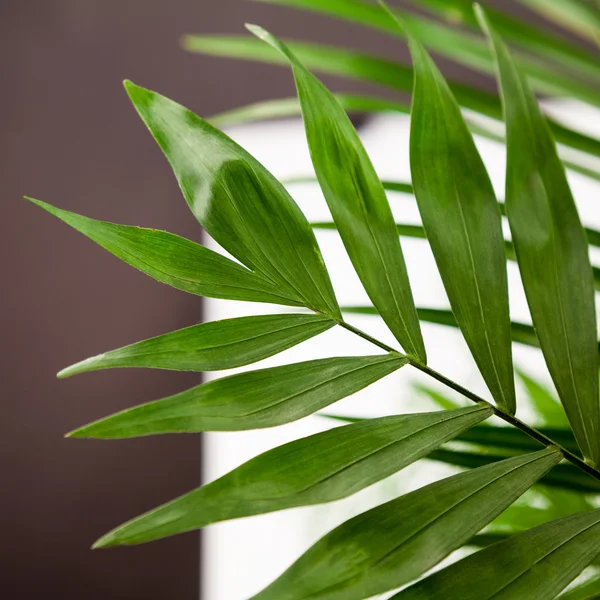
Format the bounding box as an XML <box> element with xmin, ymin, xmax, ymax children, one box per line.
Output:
<box><xmin>28</xmin><ymin>1</ymin><xmax>600</xmax><ymax>598</ymax></box>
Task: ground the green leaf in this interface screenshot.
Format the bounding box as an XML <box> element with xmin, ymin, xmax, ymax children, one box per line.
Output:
<box><xmin>321</xmin><ymin>414</ymin><xmax>590</xmax><ymax>491</ymax></box>
<box><xmin>406</xmin><ymin>25</ymin><xmax>515</xmax><ymax>412</ymax></box>
<box><xmin>315</xmin><ymin>220</ymin><xmax>600</xmax><ymax>290</ymax></box>
<box><xmin>68</xmin><ymin>354</ymin><xmax>406</xmax><ymax>437</ymax></box>
<box><xmin>394</xmin><ymin>508</ymin><xmax>600</xmax><ymax>600</ymax></box>
<box><xmin>26</xmin><ymin>198</ymin><xmax>303</xmax><ymax>307</ymax></box>
<box><xmin>183</xmin><ymin>34</ymin><xmax>501</xmax><ymax>119</ymax></box>
<box><xmin>311</xmin><ymin>220</ymin><xmax>427</xmax><ymax>240</ymax></box>
<box><xmin>558</xmin><ymin>571</ymin><xmax>600</xmax><ymax>600</ymax></box>
<box><xmin>91</xmin><ymin>405</ymin><xmax>490</xmax><ymax>546</ymax></box>
<box><xmin>250</xmin><ymin>448</ymin><xmax>561</xmax><ymax>600</ymax></box>
<box><xmin>288</xmin><ymin>177</ymin><xmax>415</xmax><ymax>195</ymax></box>
<box><xmin>404</xmin><ymin>0</ymin><xmax>600</xmax><ymax>81</ymax></box>
<box><xmin>255</xmin><ymin>0</ymin><xmax>600</xmax><ymax>107</ymax></box>
<box><xmin>185</xmin><ymin>34</ymin><xmax>600</xmax><ymax>179</ymax></box>
<box><xmin>478</xmin><ymin>8</ymin><xmax>600</xmax><ymax>467</ymax></box>
<box><xmin>124</xmin><ymin>80</ymin><xmax>340</xmax><ymax>319</ymax></box>
<box><xmin>209</xmin><ymin>94</ymin><xmax>409</xmax><ymax>129</ymax></box>
<box><xmin>516</xmin><ymin>0</ymin><xmax>600</xmax><ymax>44</ymax></box>
<box><xmin>57</xmin><ymin>313</ymin><xmax>335</xmax><ymax>378</ymax></box>
<box><xmin>516</xmin><ymin>368</ymin><xmax>569</xmax><ymax>428</ymax></box>
<box><xmin>248</xmin><ymin>26</ymin><xmax>426</xmax><ymax>362</ymax></box>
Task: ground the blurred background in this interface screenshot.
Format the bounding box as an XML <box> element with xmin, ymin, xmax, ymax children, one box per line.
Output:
<box><xmin>2</xmin><ymin>1</ymin><xmax>599</xmax><ymax>599</ymax></box>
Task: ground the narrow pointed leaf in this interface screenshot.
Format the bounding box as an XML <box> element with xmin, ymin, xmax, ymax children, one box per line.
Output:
<box><xmin>322</xmin><ymin>414</ymin><xmax>590</xmax><ymax>491</ymax></box>
<box><xmin>184</xmin><ymin>34</ymin><xmax>600</xmax><ymax>174</ymax></box>
<box><xmin>251</xmin><ymin>449</ymin><xmax>561</xmax><ymax>600</ymax></box>
<box><xmin>57</xmin><ymin>313</ymin><xmax>335</xmax><ymax>378</ymax></box>
<box><xmin>209</xmin><ymin>94</ymin><xmax>409</xmax><ymax>128</ymax></box>
<box><xmin>91</xmin><ymin>405</ymin><xmax>490</xmax><ymax>546</ymax></box>
<box><xmin>125</xmin><ymin>80</ymin><xmax>340</xmax><ymax>318</ymax></box>
<box><xmin>209</xmin><ymin>97</ymin><xmax>600</xmax><ymax>185</ymax></box>
<box><xmin>27</xmin><ymin>198</ymin><xmax>302</xmax><ymax>306</ymax></box>
<box><xmin>407</xmin><ymin>29</ymin><xmax>515</xmax><ymax>412</ymax></box>
<box><xmin>404</xmin><ymin>0</ymin><xmax>600</xmax><ymax>80</ymax></box>
<box><xmin>249</xmin><ymin>26</ymin><xmax>426</xmax><ymax>361</ymax></box>
<box><xmin>394</xmin><ymin>508</ymin><xmax>600</xmax><ymax>600</ymax></box>
<box><xmin>183</xmin><ymin>34</ymin><xmax>502</xmax><ymax>120</ymax></box>
<box><xmin>68</xmin><ymin>354</ymin><xmax>406</xmax><ymax>437</ymax></box>
<box><xmin>314</xmin><ymin>220</ymin><xmax>600</xmax><ymax>290</ymax></box>
<box><xmin>255</xmin><ymin>0</ymin><xmax>600</xmax><ymax>107</ymax></box>
<box><xmin>478</xmin><ymin>8</ymin><xmax>600</xmax><ymax>466</ymax></box>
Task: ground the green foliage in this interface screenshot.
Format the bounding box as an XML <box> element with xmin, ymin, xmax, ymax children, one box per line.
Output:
<box><xmin>56</xmin><ymin>313</ymin><xmax>335</xmax><ymax>377</ymax></box>
<box><xmin>67</xmin><ymin>355</ymin><xmax>406</xmax><ymax>436</ymax></box>
<box><xmin>477</xmin><ymin>7</ymin><xmax>600</xmax><ymax>467</ymax></box>
<box><xmin>252</xmin><ymin>449</ymin><xmax>561</xmax><ymax>600</ymax></box>
<box><xmin>407</xmin><ymin>21</ymin><xmax>515</xmax><ymax>412</ymax></box>
<box><xmin>92</xmin><ymin>406</ymin><xmax>491</xmax><ymax>547</ymax></box>
<box><xmin>395</xmin><ymin>509</ymin><xmax>600</xmax><ymax>600</ymax></box>
<box><xmin>249</xmin><ymin>24</ymin><xmax>425</xmax><ymax>360</ymax></box>
<box><xmin>29</xmin><ymin>0</ymin><xmax>600</xmax><ymax>597</ymax></box>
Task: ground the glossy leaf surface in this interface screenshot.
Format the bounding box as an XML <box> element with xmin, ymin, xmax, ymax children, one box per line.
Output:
<box><xmin>478</xmin><ymin>8</ymin><xmax>600</xmax><ymax>466</ymax></box>
<box><xmin>125</xmin><ymin>81</ymin><xmax>340</xmax><ymax>318</ymax></box>
<box><xmin>408</xmin><ymin>31</ymin><xmax>514</xmax><ymax>412</ymax></box>
<box><xmin>92</xmin><ymin>405</ymin><xmax>490</xmax><ymax>546</ymax></box>
<box><xmin>68</xmin><ymin>354</ymin><xmax>405</xmax><ymax>437</ymax></box>
<box><xmin>28</xmin><ymin>198</ymin><xmax>302</xmax><ymax>306</ymax></box>
<box><xmin>251</xmin><ymin>449</ymin><xmax>561</xmax><ymax>600</ymax></box>
<box><xmin>248</xmin><ymin>26</ymin><xmax>425</xmax><ymax>360</ymax></box>
<box><xmin>58</xmin><ymin>314</ymin><xmax>335</xmax><ymax>377</ymax></box>
<box><xmin>395</xmin><ymin>508</ymin><xmax>600</xmax><ymax>600</ymax></box>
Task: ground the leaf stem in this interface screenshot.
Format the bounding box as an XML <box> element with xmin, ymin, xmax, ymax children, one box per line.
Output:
<box><xmin>338</xmin><ymin>320</ymin><xmax>399</xmax><ymax>354</ymax></box>
<box><xmin>338</xmin><ymin>319</ymin><xmax>600</xmax><ymax>483</ymax></box>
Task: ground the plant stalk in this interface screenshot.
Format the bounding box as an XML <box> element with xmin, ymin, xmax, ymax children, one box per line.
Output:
<box><xmin>338</xmin><ymin>320</ymin><xmax>600</xmax><ymax>483</ymax></box>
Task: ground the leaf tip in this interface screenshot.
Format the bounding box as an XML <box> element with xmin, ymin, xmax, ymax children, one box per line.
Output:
<box><xmin>24</xmin><ymin>196</ymin><xmax>52</xmax><ymax>213</ymax></box>
<box><xmin>64</xmin><ymin>427</ymin><xmax>86</xmax><ymax>439</ymax></box>
<box><xmin>57</xmin><ymin>354</ymin><xmax>105</xmax><ymax>379</ymax></box>
<box><xmin>123</xmin><ymin>79</ymin><xmax>153</xmax><ymax>109</ymax></box>
<box><xmin>473</xmin><ymin>2</ymin><xmax>490</xmax><ymax>34</ymax></box>
<box><xmin>91</xmin><ymin>532</ymin><xmax>116</xmax><ymax>550</ymax></box>
<box><xmin>179</xmin><ymin>34</ymin><xmax>192</xmax><ymax>50</ymax></box>
<box><xmin>244</xmin><ymin>23</ymin><xmax>268</xmax><ymax>39</ymax></box>
<box><xmin>376</xmin><ymin>0</ymin><xmax>405</xmax><ymax>32</ymax></box>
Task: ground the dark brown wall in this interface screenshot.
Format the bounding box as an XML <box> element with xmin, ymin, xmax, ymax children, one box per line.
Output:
<box><xmin>0</xmin><ymin>1</ymin><xmax>572</xmax><ymax>599</ymax></box>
